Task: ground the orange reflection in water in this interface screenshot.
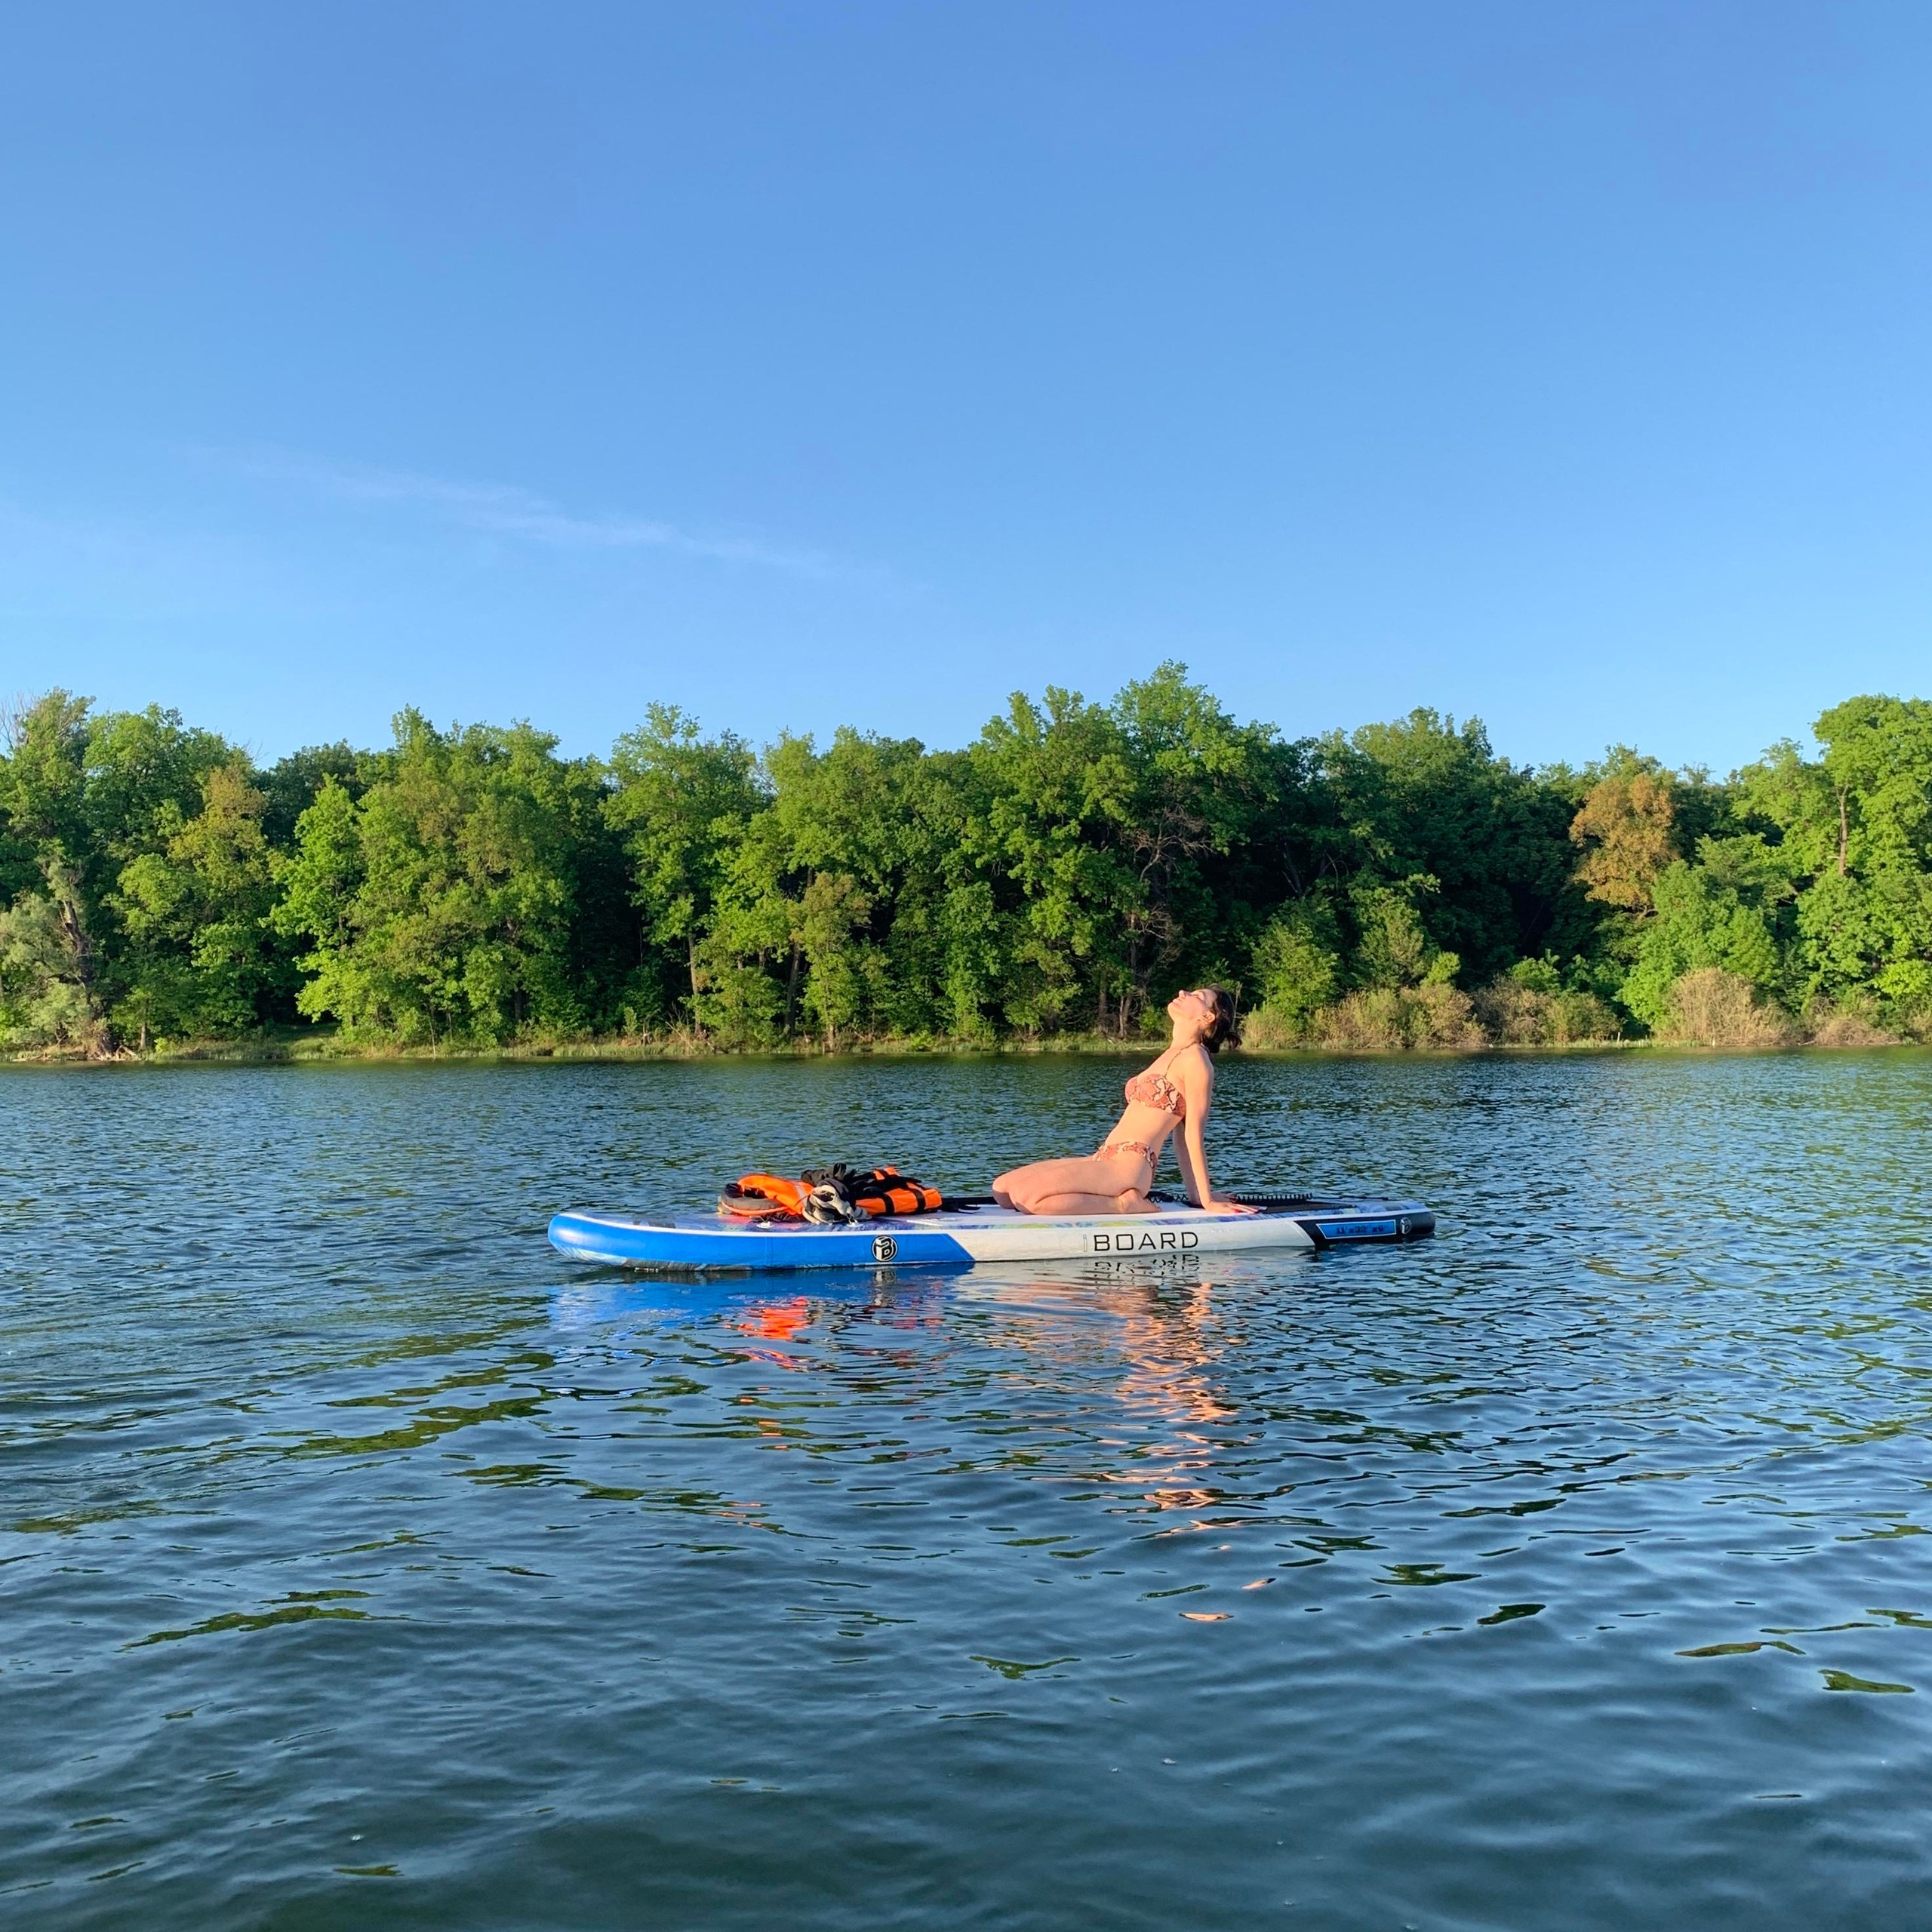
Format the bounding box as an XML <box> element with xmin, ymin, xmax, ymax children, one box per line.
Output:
<box><xmin>745</xmin><ymin>1297</ymin><xmax>811</xmax><ymax>1342</ymax></box>
<box><xmin>726</xmin><ymin>1295</ymin><xmax>815</xmax><ymax>1366</ymax></box>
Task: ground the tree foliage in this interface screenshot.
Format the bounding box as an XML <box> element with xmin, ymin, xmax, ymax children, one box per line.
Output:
<box><xmin>272</xmin><ymin>712</ymin><xmax>620</xmax><ymax>1044</ymax></box>
<box><xmin>4</xmin><ymin>671</ymin><xmax>1930</xmax><ymax>1052</ymax></box>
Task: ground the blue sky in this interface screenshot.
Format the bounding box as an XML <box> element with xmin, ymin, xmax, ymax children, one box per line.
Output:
<box><xmin>4</xmin><ymin>3</ymin><xmax>1929</xmax><ymax>773</ymax></box>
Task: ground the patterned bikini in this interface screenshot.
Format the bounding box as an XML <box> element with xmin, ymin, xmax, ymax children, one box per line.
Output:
<box><xmin>1097</xmin><ymin>1063</ymin><xmax>1187</xmax><ymax>1169</ymax></box>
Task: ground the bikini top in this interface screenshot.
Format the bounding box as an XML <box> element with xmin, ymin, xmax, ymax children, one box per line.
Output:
<box><xmin>1123</xmin><ymin>1067</ymin><xmax>1186</xmax><ymax>1118</ymax></box>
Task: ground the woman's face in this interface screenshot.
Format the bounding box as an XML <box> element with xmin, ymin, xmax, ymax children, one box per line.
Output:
<box><xmin>1168</xmin><ymin>987</ymin><xmax>1215</xmax><ymax>1029</ymax></box>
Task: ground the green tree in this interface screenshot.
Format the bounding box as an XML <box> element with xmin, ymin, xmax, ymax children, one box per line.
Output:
<box><xmin>1349</xmin><ymin>877</ymin><xmax>1460</xmax><ymax>989</ymax></box>
<box><xmin>963</xmin><ymin>686</ymin><xmax>1132</xmax><ymax>1035</ymax></box>
<box><xmin>0</xmin><ymin>871</ymin><xmax>101</xmax><ymax>1050</ymax></box>
<box><xmin>274</xmin><ymin>712</ymin><xmax>609</xmax><ymax>1043</ymax></box>
<box><xmin>260</xmin><ymin>742</ymin><xmax>373</xmax><ymax>849</ymax></box>
<box><xmin>1804</xmin><ymin>697</ymin><xmax>1932</xmax><ymax>1008</ymax></box>
<box><xmin>110</xmin><ymin>761</ymin><xmax>279</xmax><ymax>1042</ymax></box>
<box><xmin>0</xmin><ymin>693</ymin><xmax>102</xmax><ymax>1043</ymax></box>
<box><xmin>961</xmin><ymin>665</ymin><xmax>1281</xmax><ymax>1036</ymax></box>
<box><xmin>606</xmin><ymin>706</ymin><xmax>761</xmax><ymax>1026</ymax></box>
<box><xmin>1327</xmin><ymin>709</ymin><xmax>1585</xmax><ymax>984</ymax></box>
<box><xmin>1620</xmin><ymin>856</ymin><xmax>1783</xmax><ymax>1029</ymax></box>
<box><xmin>1248</xmin><ymin>897</ymin><xmax>1343</xmax><ymax>1037</ymax></box>
<box><xmin>0</xmin><ymin>694</ymin><xmax>248</xmax><ymax>1047</ymax></box>
<box><xmin>1735</xmin><ymin>698</ymin><xmax>1932</xmax><ymax>1014</ymax></box>
<box><xmin>1105</xmin><ymin>665</ymin><xmax>1281</xmax><ymax>1017</ymax></box>
<box><xmin>695</xmin><ymin>728</ymin><xmax>971</xmax><ymax>1044</ymax></box>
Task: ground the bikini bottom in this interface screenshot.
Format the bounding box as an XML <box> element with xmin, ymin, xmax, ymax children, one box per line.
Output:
<box><xmin>1095</xmin><ymin>1140</ymin><xmax>1155</xmax><ymax>1168</ymax></box>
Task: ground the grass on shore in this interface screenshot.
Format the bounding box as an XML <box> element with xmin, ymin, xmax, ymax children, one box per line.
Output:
<box><xmin>10</xmin><ymin>1002</ymin><xmax>1924</xmax><ymax>1067</ymax></box>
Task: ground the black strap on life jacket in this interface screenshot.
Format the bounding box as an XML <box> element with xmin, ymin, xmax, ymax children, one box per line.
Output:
<box><xmin>798</xmin><ymin>1164</ymin><xmax>945</xmax><ymax>1218</ymax></box>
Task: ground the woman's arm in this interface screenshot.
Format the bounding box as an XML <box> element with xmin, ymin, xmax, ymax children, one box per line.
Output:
<box><xmin>1174</xmin><ymin>1054</ymin><xmax>1251</xmax><ymax>1214</ymax></box>
<box><xmin>1173</xmin><ymin>1121</ymin><xmax>1206</xmax><ymax>1205</ymax></box>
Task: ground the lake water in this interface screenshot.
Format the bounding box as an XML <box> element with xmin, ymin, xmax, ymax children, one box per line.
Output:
<box><xmin>5</xmin><ymin>1051</ymin><xmax>1932</xmax><ymax>1930</ymax></box>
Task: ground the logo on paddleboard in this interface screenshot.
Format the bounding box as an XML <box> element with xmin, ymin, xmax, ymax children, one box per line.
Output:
<box><xmin>872</xmin><ymin>1234</ymin><xmax>898</xmax><ymax>1262</ymax></box>
<box><xmin>1091</xmin><ymin>1229</ymin><xmax>1200</xmax><ymax>1253</ymax></box>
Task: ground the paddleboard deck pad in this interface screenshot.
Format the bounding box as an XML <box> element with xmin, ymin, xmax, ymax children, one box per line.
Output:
<box><xmin>548</xmin><ymin>1192</ymin><xmax>1435</xmax><ymax>1273</ymax></box>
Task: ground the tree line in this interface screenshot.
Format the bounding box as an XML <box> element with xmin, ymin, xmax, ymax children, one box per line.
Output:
<box><xmin>2</xmin><ymin>666</ymin><xmax>1927</xmax><ymax>1056</ymax></box>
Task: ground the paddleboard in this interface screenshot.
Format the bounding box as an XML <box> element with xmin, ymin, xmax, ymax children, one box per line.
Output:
<box><xmin>547</xmin><ymin>1192</ymin><xmax>1435</xmax><ymax>1273</ymax></box>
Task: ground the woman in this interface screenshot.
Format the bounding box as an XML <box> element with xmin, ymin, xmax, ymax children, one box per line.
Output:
<box><xmin>993</xmin><ymin>986</ymin><xmax>1254</xmax><ymax>1216</ymax></box>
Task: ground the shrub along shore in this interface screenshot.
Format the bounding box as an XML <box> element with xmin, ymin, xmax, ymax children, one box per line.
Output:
<box><xmin>3</xmin><ymin>668</ymin><xmax>1929</xmax><ymax>1060</ymax></box>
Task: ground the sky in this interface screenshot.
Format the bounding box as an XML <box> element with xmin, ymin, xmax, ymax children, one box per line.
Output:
<box><xmin>3</xmin><ymin>2</ymin><xmax>1930</xmax><ymax>774</ymax></box>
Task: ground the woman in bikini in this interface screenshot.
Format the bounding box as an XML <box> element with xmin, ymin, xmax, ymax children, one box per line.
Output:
<box><xmin>992</xmin><ymin>986</ymin><xmax>1254</xmax><ymax>1216</ymax></box>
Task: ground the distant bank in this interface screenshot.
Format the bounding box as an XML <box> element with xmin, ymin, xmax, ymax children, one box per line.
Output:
<box><xmin>5</xmin><ymin>670</ymin><xmax>1929</xmax><ymax>1060</ymax></box>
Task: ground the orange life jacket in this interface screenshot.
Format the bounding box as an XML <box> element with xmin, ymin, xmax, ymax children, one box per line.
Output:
<box><xmin>832</xmin><ymin>1166</ymin><xmax>944</xmax><ymax>1217</ymax></box>
<box><xmin>719</xmin><ymin>1165</ymin><xmax>943</xmax><ymax>1220</ymax></box>
<box><xmin>719</xmin><ymin>1174</ymin><xmax>814</xmax><ymax>1220</ymax></box>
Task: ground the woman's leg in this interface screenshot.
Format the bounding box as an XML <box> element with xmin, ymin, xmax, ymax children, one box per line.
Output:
<box><xmin>1027</xmin><ymin>1189</ymin><xmax>1161</xmax><ymax>1215</ymax></box>
<box><xmin>992</xmin><ymin>1155</ymin><xmax>1157</xmax><ymax>1215</ymax></box>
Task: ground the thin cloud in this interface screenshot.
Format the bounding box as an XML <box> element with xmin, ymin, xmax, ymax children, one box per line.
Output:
<box><xmin>210</xmin><ymin>448</ymin><xmax>875</xmax><ymax>583</ymax></box>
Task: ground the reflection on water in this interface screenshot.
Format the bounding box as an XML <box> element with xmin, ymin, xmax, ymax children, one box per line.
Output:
<box><xmin>4</xmin><ymin>1052</ymin><xmax>1932</xmax><ymax>1930</ymax></box>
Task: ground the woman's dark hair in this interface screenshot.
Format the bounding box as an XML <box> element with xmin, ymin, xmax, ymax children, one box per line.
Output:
<box><xmin>1201</xmin><ymin>985</ymin><xmax>1239</xmax><ymax>1054</ymax></box>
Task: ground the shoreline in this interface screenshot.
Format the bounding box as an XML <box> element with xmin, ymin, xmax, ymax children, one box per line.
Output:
<box><xmin>5</xmin><ymin>1031</ymin><xmax>1921</xmax><ymax>1068</ymax></box>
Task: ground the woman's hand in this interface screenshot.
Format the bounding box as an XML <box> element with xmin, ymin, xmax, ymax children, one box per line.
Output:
<box><xmin>1198</xmin><ymin>1196</ymin><xmax>1257</xmax><ymax>1215</ymax></box>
